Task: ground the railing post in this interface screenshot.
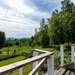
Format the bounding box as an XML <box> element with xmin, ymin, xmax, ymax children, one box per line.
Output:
<box><xmin>32</xmin><ymin>51</ymin><xmax>38</xmax><ymax>75</ymax></box>
<box><xmin>60</xmin><ymin>44</ymin><xmax>64</xmax><ymax>66</ymax></box>
<box><xmin>47</xmin><ymin>54</ymin><xmax>54</xmax><ymax>75</ymax></box>
<box><xmin>19</xmin><ymin>68</ymin><xmax>23</xmax><ymax>75</ymax></box>
<box><xmin>71</xmin><ymin>44</ymin><xmax>75</xmax><ymax>62</ymax></box>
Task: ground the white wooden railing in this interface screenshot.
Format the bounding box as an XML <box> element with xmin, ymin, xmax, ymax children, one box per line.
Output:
<box><xmin>0</xmin><ymin>49</ymin><xmax>54</xmax><ymax>75</ymax></box>
<box><xmin>60</xmin><ymin>44</ymin><xmax>75</xmax><ymax>66</ymax></box>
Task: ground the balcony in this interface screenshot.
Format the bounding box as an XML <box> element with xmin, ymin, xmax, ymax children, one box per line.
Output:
<box><xmin>0</xmin><ymin>44</ymin><xmax>75</xmax><ymax>75</ymax></box>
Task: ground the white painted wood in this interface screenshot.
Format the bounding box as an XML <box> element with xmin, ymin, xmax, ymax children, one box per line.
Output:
<box><xmin>47</xmin><ymin>54</ymin><xmax>54</xmax><ymax>75</ymax></box>
<box><xmin>19</xmin><ymin>67</ymin><xmax>23</xmax><ymax>75</ymax></box>
<box><xmin>34</xmin><ymin>49</ymin><xmax>50</xmax><ymax>53</ymax></box>
<box><xmin>0</xmin><ymin>49</ymin><xmax>54</xmax><ymax>75</ymax></box>
<box><xmin>29</xmin><ymin>58</ymin><xmax>46</xmax><ymax>75</ymax></box>
<box><xmin>60</xmin><ymin>44</ymin><xmax>64</xmax><ymax>66</ymax></box>
<box><xmin>32</xmin><ymin>51</ymin><xmax>38</xmax><ymax>75</ymax></box>
<box><xmin>0</xmin><ymin>52</ymin><xmax>53</xmax><ymax>74</ymax></box>
<box><xmin>71</xmin><ymin>44</ymin><xmax>75</xmax><ymax>62</ymax></box>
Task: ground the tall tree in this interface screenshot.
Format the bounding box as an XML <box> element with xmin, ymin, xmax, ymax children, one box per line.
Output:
<box><xmin>61</xmin><ymin>0</ymin><xmax>74</xmax><ymax>43</ymax></box>
<box><xmin>49</xmin><ymin>0</ymin><xmax>75</xmax><ymax>44</ymax></box>
<box><xmin>49</xmin><ymin>9</ymin><xmax>64</xmax><ymax>44</ymax></box>
<box><xmin>0</xmin><ymin>31</ymin><xmax>6</xmax><ymax>48</ymax></box>
<box><xmin>33</xmin><ymin>18</ymin><xmax>50</xmax><ymax>47</ymax></box>
<box><xmin>61</xmin><ymin>0</ymin><xmax>73</xmax><ymax>12</ymax></box>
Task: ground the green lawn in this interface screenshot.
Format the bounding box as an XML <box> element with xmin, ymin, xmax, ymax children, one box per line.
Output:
<box><xmin>0</xmin><ymin>56</ymin><xmax>25</xmax><ymax>67</ymax></box>
<box><xmin>0</xmin><ymin>55</ymin><xmax>32</xmax><ymax>75</ymax></box>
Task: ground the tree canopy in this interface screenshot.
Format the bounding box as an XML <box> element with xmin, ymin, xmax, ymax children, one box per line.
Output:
<box><xmin>49</xmin><ymin>0</ymin><xmax>75</xmax><ymax>44</ymax></box>
<box><xmin>30</xmin><ymin>0</ymin><xmax>75</xmax><ymax>47</ymax></box>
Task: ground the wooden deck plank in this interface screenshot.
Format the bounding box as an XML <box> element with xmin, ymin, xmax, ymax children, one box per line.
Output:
<box><xmin>44</xmin><ymin>68</ymin><xmax>75</xmax><ymax>75</ymax></box>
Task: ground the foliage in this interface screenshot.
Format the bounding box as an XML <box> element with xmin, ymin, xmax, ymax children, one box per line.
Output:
<box><xmin>49</xmin><ymin>0</ymin><xmax>75</xmax><ymax>44</ymax></box>
<box><xmin>5</xmin><ymin>38</ymin><xmax>31</xmax><ymax>47</ymax></box>
<box><xmin>30</xmin><ymin>18</ymin><xmax>50</xmax><ymax>48</ymax></box>
<box><xmin>0</xmin><ymin>31</ymin><xmax>6</xmax><ymax>48</ymax></box>
<box><xmin>0</xmin><ymin>0</ymin><xmax>74</xmax><ymax>74</ymax></box>
<box><xmin>29</xmin><ymin>0</ymin><xmax>75</xmax><ymax>47</ymax></box>
<box><xmin>49</xmin><ymin>10</ymin><xmax>65</xmax><ymax>44</ymax></box>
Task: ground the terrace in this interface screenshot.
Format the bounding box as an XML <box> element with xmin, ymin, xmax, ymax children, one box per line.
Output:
<box><xmin>0</xmin><ymin>44</ymin><xmax>75</xmax><ymax>75</ymax></box>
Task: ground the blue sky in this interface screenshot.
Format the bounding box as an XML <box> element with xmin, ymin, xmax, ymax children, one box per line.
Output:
<box><xmin>0</xmin><ymin>0</ymin><xmax>75</xmax><ymax>38</ymax></box>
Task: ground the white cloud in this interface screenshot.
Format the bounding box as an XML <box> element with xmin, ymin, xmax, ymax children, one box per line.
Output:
<box><xmin>0</xmin><ymin>0</ymin><xmax>51</xmax><ymax>38</ymax></box>
<box><xmin>6</xmin><ymin>0</ymin><xmax>36</xmax><ymax>15</ymax></box>
<box><xmin>0</xmin><ymin>20</ymin><xmax>39</xmax><ymax>38</ymax></box>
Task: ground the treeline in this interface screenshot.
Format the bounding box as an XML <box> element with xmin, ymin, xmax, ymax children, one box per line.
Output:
<box><xmin>0</xmin><ymin>31</ymin><xmax>6</xmax><ymax>48</ymax></box>
<box><xmin>5</xmin><ymin>38</ymin><xmax>31</xmax><ymax>47</ymax></box>
<box><xmin>0</xmin><ymin>31</ymin><xmax>31</xmax><ymax>48</ymax></box>
<box><xmin>30</xmin><ymin>0</ymin><xmax>75</xmax><ymax>47</ymax></box>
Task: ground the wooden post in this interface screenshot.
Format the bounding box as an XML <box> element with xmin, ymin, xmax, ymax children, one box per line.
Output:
<box><xmin>32</xmin><ymin>51</ymin><xmax>38</xmax><ymax>75</ymax></box>
<box><xmin>19</xmin><ymin>68</ymin><xmax>23</xmax><ymax>75</ymax></box>
<box><xmin>71</xmin><ymin>44</ymin><xmax>75</xmax><ymax>62</ymax></box>
<box><xmin>47</xmin><ymin>54</ymin><xmax>54</xmax><ymax>75</ymax></box>
<box><xmin>71</xmin><ymin>45</ymin><xmax>75</xmax><ymax>75</ymax></box>
<box><xmin>60</xmin><ymin>44</ymin><xmax>64</xmax><ymax>66</ymax></box>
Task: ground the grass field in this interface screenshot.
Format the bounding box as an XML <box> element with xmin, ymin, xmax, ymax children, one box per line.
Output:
<box><xmin>0</xmin><ymin>56</ymin><xmax>25</xmax><ymax>67</ymax></box>
<box><xmin>0</xmin><ymin>57</ymin><xmax>32</xmax><ymax>75</ymax></box>
<box><xmin>0</xmin><ymin>53</ymin><xmax>32</xmax><ymax>75</ymax></box>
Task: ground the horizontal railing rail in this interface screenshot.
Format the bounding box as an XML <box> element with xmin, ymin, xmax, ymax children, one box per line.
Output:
<box><xmin>0</xmin><ymin>49</ymin><xmax>54</xmax><ymax>75</ymax></box>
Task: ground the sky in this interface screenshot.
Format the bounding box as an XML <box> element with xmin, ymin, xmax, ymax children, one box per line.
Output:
<box><xmin>0</xmin><ymin>0</ymin><xmax>75</xmax><ymax>39</ymax></box>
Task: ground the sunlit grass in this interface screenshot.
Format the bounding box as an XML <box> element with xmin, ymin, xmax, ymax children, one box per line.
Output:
<box><xmin>0</xmin><ymin>56</ymin><xmax>25</xmax><ymax>67</ymax></box>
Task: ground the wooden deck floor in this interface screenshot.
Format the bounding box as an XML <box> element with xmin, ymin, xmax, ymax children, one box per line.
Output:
<box><xmin>56</xmin><ymin>68</ymin><xmax>75</xmax><ymax>75</ymax></box>
<box><xmin>44</xmin><ymin>68</ymin><xmax>75</xmax><ymax>75</ymax></box>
